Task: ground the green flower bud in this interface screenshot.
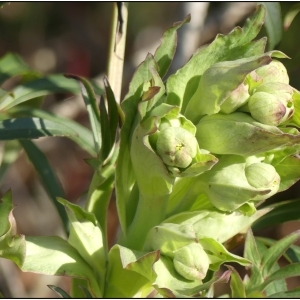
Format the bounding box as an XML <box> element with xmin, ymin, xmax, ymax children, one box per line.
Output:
<box><xmin>254</xmin><ymin>60</ymin><xmax>289</xmax><ymax>84</ymax></box>
<box><xmin>156</xmin><ymin>127</ymin><xmax>198</xmax><ymax>169</ymax></box>
<box><xmin>245</xmin><ymin>162</ymin><xmax>280</xmax><ymax>200</ymax></box>
<box><xmin>173</xmin><ymin>243</ymin><xmax>209</xmax><ymax>281</ymax></box>
<box><xmin>220</xmin><ymin>83</ymin><xmax>250</xmax><ymax>114</ymax></box>
<box><xmin>247</xmin><ymin>82</ymin><xmax>294</xmax><ymax>126</ymax></box>
<box><xmin>194</xmin><ymin>155</ymin><xmax>280</xmax><ymax>212</ymax></box>
<box><xmin>146</xmin><ymin>104</ymin><xmax>218</xmax><ymax>177</ymax></box>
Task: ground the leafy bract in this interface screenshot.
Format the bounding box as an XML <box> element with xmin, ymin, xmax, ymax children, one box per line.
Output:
<box><xmin>0</xmin><ymin>192</ymin><xmax>101</xmax><ymax>297</ymax></box>
<box><xmin>57</xmin><ymin>198</ymin><xmax>106</xmax><ymax>290</ymax></box>
<box><xmin>154</xmin><ymin>14</ymin><xmax>191</xmax><ymax>78</ymax></box>
<box><xmin>185</xmin><ymin>51</ymin><xmax>287</xmax><ymax>123</ymax></box>
<box><xmin>166</xmin><ymin>4</ymin><xmax>266</xmax><ymax>111</ymax></box>
<box><xmin>105</xmin><ymin>245</ymin><xmax>159</xmax><ymax>298</ymax></box>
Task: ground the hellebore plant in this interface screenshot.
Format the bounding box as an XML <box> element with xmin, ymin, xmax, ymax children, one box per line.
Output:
<box><xmin>2</xmin><ymin>3</ymin><xmax>300</xmax><ymax>298</ymax></box>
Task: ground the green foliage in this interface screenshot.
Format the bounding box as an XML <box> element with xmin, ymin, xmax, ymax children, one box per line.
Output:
<box><xmin>1</xmin><ymin>2</ymin><xmax>300</xmax><ymax>298</ymax></box>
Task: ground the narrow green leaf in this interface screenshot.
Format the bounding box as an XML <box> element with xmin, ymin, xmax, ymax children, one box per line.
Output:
<box><xmin>103</xmin><ymin>76</ymin><xmax>119</xmax><ymax>145</ymax></box>
<box><xmin>252</xmin><ymin>199</ymin><xmax>300</xmax><ymax>231</ymax></box>
<box><xmin>78</xmin><ymin>285</ymin><xmax>94</xmax><ymax>298</ymax></box>
<box><xmin>255</xmin><ymin>262</ymin><xmax>300</xmax><ymax>292</ymax></box>
<box><xmin>71</xmin><ymin>278</ymin><xmax>90</xmax><ymax>298</ymax></box>
<box><xmin>64</xmin><ymin>75</ymin><xmax>101</xmax><ymax>154</ymax></box>
<box><xmin>9</xmin><ymin>106</ymin><xmax>96</xmax><ymax>156</ymax></box>
<box><xmin>259</xmin><ymin>2</ymin><xmax>283</xmax><ymax>50</ymax></box>
<box><xmin>48</xmin><ymin>285</ymin><xmax>71</xmax><ymax>298</ymax></box>
<box><xmin>85</xmin><ymin>169</ymin><xmax>115</xmax><ymax>255</ymax></box>
<box><xmin>19</xmin><ymin>140</ymin><xmax>68</xmax><ymax>234</ymax></box>
<box><xmin>256</xmin><ymin>236</ymin><xmax>300</xmax><ymax>264</ymax></box>
<box><xmin>227</xmin><ymin>265</ymin><xmax>246</xmax><ymax>298</ymax></box>
<box><xmin>269</xmin><ymin>287</ymin><xmax>300</xmax><ymax>298</ymax></box>
<box><xmin>255</xmin><ymin>238</ymin><xmax>287</xmax><ymax>296</ymax></box>
<box><xmin>0</xmin><ymin>117</ymin><xmax>79</xmax><ymax>140</ymax></box>
<box><xmin>244</xmin><ymin>229</ymin><xmax>261</xmax><ymax>265</ymax></box>
<box><xmin>0</xmin><ymin>74</ymin><xmax>80</xmax><ymax>112</ymax></box>
<box><xmin>99</xmin><ymin>96</ymin><xmax>111</xmax><ymax>161</ymax></box>
<box><xmin>0</xmin><ymin>53</ymin><xmax>33</xmax><ymax>85</ymax></box>
<box><xmin>154</xmin><ymin>14</ymin><xmax>190</xmax><ymax>78</ymax></box>
<box><xmin>261</xmin><ymin>230</ymin><xmax>300</xmax><ymax>277</ymax></box>
<box><xmin>244</xmin><ymin>231</ymin><xmax>264</xmax><ymax>293</ymax></box>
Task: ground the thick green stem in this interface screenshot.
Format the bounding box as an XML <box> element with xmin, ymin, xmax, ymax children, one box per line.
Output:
<box><xmin>118</xmin><ymin>194</ymin><xmax>169</xmax><ymax>251</ymax></box>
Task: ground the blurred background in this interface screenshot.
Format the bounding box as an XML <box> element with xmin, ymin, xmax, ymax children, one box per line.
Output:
<box><xmin>0</xmin><ymin>2</ymin><xmax>300</xmax><ymax>297</ymax></box>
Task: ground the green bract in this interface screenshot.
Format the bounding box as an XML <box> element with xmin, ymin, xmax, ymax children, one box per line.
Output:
<box><xmin>192</xmin><ymin>155</ymin><xmax>280</xmax><ymax>212</ymax></box>
<box><xmin>173</xmin><ymin>243</ymin><xmax>209</xmax><ymax>281</ymax></box>
<box><xmin>195</xmin><ymin>112</ymin><xmax>300</xmax><ymax>156</ymax></box>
